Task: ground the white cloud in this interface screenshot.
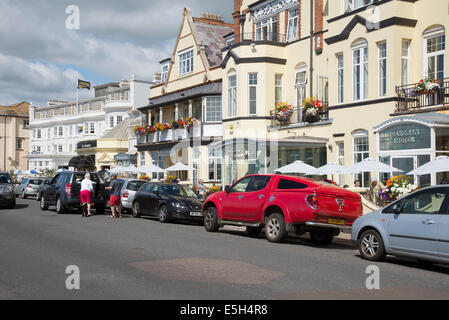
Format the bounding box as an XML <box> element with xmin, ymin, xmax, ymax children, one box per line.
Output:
<box><xmin>0</xmin><ymin>0</ymin><xmax>233</xmax><ymax>105</ymax></box>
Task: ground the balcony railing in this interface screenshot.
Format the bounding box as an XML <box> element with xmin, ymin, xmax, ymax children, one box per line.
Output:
<box><xmin>269</xmin><ymin>105</ymin><xmax>329</xmax><ymax>128</ymax></box>
<box><xmin>395</xmin><ymin>78</ymin><xmax>449</xmax><ymax>113</ymax></box>
<box><xmin>136</xmin><ymin>127</ymin><xmax>201</xmax><ymax>145</ymax></box>
<box><xmin>235</xmin><ymin>32</ymin><xmax>287</xmax><ymax>44</ymax></box>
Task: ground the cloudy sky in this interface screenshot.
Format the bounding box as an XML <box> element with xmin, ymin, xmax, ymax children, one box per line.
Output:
<box><xmin>0</xmin><ymin>0</ymin><xmax>233</xmax><ymax>106</ymax></box>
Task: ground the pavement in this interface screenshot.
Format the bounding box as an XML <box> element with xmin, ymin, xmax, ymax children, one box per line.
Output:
<box><xmin>1</xmin><ymin>198</ymin><xmax>449</xmax><ymax>300</ymax></box>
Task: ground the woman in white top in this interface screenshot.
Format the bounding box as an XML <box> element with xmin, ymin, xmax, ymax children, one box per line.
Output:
<box><xmin>80</xmin><ymin>173</ymin><xmax>94</xmax><ymax>217</ymax></box>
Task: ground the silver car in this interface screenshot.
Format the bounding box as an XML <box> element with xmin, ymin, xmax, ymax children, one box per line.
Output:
<box><xmin>119</xmin><ymin>179</ymin><xmax>147</xmax><ymax>213</ymax></box>
<box><xmin>0</xmin><ymin>172</ymin><xmax>15</xmax><ymax>208</ymax></box>
<box><xmin>15</xmin><ymin>178</ymin><xmax>44</xmax><ymax>199</ymax></box>
<box><xmin>352</xmin><ymin>186</ymin><xmax>449</xmax><ymax>265</ymax></box>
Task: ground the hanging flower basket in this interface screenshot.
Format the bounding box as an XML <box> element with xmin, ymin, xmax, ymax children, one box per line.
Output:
<box><xmin>302</xmin><ymin>97</ymin><xmax>324</xmax><ymax>123</ymax></box>
<box><xmin>410</xmin><ymin>79</ymin><xmax>441</xmax><ymax>96</ymax></box>
<box><xmin>273</xmin><ymin>102</ymin><xmax>293</xmax><ymax>123</ymax></box>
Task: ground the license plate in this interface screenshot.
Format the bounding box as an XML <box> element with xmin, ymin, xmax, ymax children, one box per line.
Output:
<box><xmin>328</xmin><ymin>218</ymin><xmax>345</xmax><ymax>225</ymax></box>
<box><xmin>190</xmin><ymin>212</ymin><xmax>202</xmax><ymax>217</ymax></box>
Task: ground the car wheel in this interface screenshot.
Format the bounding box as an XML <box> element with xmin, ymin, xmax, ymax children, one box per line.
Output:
<box><xmin>204</xmin><ymin>207</ymin><xmax>220</xmax><ymax>232</ymax></box>
<box><xmin>358</xmin><ymin>229</ymin><xmax>386</xmax><ymax>261</ymax></box>
<box><xmin>159</xmin><ymin>205</ymin><xmax>169</xmax><ymax>223</ymax></box>
<box><xmin>310</xmin><ymin>229</ymin><xmax>334</xmax><ymax>246</ymax></box>
<box><xmin>21</xmin><ymin>191</ymin><xmax>26</xmax><ymax>199</ymax></box>
<box><xmin>246</xmin><ymin>226</ymin><xmax>263</xmax><ymax>236</ymax></box>
<box><xmin>265</xmin><ymin>213</ymin><xmax>287</xmax><ymax>243</ymax></box>
<box><xmin>56</xmin><ymin>198</ymin><xmax>65</xmax><ymax>215</ymax></box>
<box><xmin>132</xmin><ymin>201</ymin><xmax>141</xmax><ymax>218</ymax></box>
<box><xmin>40</xmin><ymin>196</ymin><xmax>49</xmax><ymax>211</ymax></box>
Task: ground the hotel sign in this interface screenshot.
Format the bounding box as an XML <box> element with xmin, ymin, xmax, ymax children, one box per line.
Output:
<box><xmin>253</xmin><ymin>0</ymin><xmax>299</xmax><ymax>22</ymax></box>
<box><xmin>379</xmin><ymin>123</ymin><xmax>431</xmax><ymax>151</ymax></box>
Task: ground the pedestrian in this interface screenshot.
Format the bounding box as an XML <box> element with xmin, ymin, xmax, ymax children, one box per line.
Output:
<box><xmin>106</xmin><ymin>175</ymin><xmax>122</xmax><ymax>219</ymax></box>
<box><xmin>198</xmin><ymin>179</ymin><xmax>208</xmax><ymax>200</ymax></box>
<box><xmin>354</xmin><ymin>180</ymin><xmax>361</xmax><ymax>188</ymax></box>
<box><xmin>80</xmin><ymin>172</ymin><xmax>94</xmax><ymax>217</ymax></box>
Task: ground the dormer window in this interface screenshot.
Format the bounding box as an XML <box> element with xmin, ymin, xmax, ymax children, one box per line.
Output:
<box><xmin>179</xmin><ymin>48</ymin><xmax>194</xmax><ymax>76</ymax></box>
<box><xmin>161</xmin><ymin>63</ymin><xmax>169</xmax><ymax>82</ymax></box>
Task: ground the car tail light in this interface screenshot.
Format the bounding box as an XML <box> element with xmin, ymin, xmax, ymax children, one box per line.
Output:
<box><xmin>65</xmin><ymin>184</ymin><xmax>72</xmax><ymax>196</ymax></box>
<box><xmin>305</xmin><ymin>194</ymin><xmax>318</xmax><ymax>210</ymax></box>
<box><xmin>27</xmin><ymin>184</ymin><xmax>32</xmax><ymax>188</ymax></box>
<box><xmin>123</xmin><ymin>191</ymin><xmax>129</xmax><ymax>199</ymax></box>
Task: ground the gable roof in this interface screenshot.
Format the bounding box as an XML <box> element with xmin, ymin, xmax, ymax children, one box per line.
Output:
<box><xmin>101</xmin><ymin>117</ymin><xmax>132</xmax><ymax>140</ymax></box>
<box><xmin>193</xmin><ymin>20</ymin><xmax>233</xmax><ymax>68</ymax></box>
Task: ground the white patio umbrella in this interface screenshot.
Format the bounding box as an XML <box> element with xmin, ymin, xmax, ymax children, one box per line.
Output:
<box><xmin>347</xmin><ymin>158</ymin><xmax>402</xmax><ymax>174</ymax></box>
<box><xmin>123</xmin><ymin>165</ymin><xmax>139</xmax><ymax>173</ymax></box>
<box><xmin>109</xmin><ymin>166</ymin><xmax>124</xmax><ymax>174</ymax></box>
<box><xmin>311</xmin><ymin>162</ymin><xmax>353</xmax><ymax>176</ymax></box>
<box><xmin>165</xmin><ymin>162</ymin><xmax>196</xmax><ymax>172</ymax></box>
<box><xmin>275</xmin><ymin>160</ymin><xmax>318</xmax><ymax>175</ymax></box>
<box><xmin>407</xmin><ymin>156</ymin><xmax>449</xmax><ymax>176</ymax></box>
<box><xmin>138</xmin><ymin>164</ymin><xmax>167</xmax><ymax>174</ymax></box>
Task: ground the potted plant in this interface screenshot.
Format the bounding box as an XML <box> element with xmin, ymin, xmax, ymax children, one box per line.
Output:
<box><xmin>273</xmin><ymin>102</ymin><xmax>293</xmax><ymax>123</ymax></box>
<box><xmin>302</xmin><ymin>97</ymin><xmax>324</xmax><ymax>123</ymax></box>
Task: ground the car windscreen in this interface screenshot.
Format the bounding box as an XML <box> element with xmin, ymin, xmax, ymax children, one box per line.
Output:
<box><xmin>73</xmin><ymin>174</ymin><xmax>103</xmax><ymax>184</ymax></box>
<box><xmin>162</xmin><ymin>185</ymin><xmax>198</xmax><ymax>198</ymax></box>
<box><xmin>0</xmin><ymin>174</ymin><xmax>11</xmax><ymax>184</ymax></box>
<box><xmin>127</xmin><ymin>181</ymin><xmax>146</xmax><ymax>191</ymax></box>
<box><xmin>29</xmin><ymin>179</ymin><xmax>43</xmax><ymax>185</ymax></box>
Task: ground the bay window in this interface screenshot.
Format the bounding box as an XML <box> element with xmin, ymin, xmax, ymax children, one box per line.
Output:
<box><xmin>249</xmin><ymin>73</ymin><xmax>258</xmax><ymax>115</ymax></box>
<box><xmin>228</xmin><ymin>73</ymin><xmax>237</xmax><ymax>117</ymax></box>
<box><xmin>378</xmin><ymin>41</ymin><xmax>387</xmax><ymax>97</ymax></box>
<box><xmin>353</xmin><ymin>40</ymin><xmax>368</xmax><ymax>101</ymax></box>
<box><xmin>275</xmin><ymin>74</ymin><xmax>283</xmax><ymax>105</ymax></box>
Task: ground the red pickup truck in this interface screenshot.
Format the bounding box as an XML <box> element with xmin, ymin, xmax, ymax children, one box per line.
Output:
<box><xmin>202</xmin><ymin>174</ymin><xmax>362</xmax><ymax>245</ymax></box>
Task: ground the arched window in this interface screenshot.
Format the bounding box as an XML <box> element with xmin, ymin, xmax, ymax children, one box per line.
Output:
<box><xmin>423</xmin><ymin>25</ymin><xmax>445</xmax><ymax>81</ymax></box>
<box><xmin>295</xmin><ymin>63</ymin><xmax>307</xmax><ymax>107</ymax></box>
<box><xmin>353</xmin><ymin>129</ymin><xmax>369</xmax><ymax>188</ymax></box>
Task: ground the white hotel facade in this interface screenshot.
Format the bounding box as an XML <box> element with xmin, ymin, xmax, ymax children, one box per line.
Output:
<box><xmin>28</xmin><ymin>76</ymin><xmax>153</xmax><ymax>171</ymax></box>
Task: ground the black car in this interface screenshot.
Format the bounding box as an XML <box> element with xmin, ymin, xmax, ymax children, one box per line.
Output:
<box><xmin>36</xmin><ymin>177</ymin><xmax>53</xmax><ymax>201</ymax></box>
<box><xmin>0</xmin><ymin>172</ymin><xmax>15</xmax><ymax>209</ymax></box>
<box><xmin>40</xmin><ymin>171</ymin><xmax>107</xmax><ymax>215</ymax></box>
<box><xmin>132</xmin><ymin>183</ymin><xmax>203</xmax><ymax>223</ymax></box>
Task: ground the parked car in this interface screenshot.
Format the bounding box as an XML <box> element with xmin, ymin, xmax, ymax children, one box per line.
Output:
<box><xmin>40</xmin><ymin>171</ymin><xmax>107</xmax><ymax>215</ymax></box>
<box><xmin>119</xmin><ymin>179</ymin><xmax>147</xmax><ymax>214</ymax></box>
<box><xmin>0</xmin><ymin>172</ymin><xmax>15</xmax><ymax>209</ymax></box>
<box><xmin>202</xmin><ymin>174</ymin><xmax>362</xmax><ymax>244</ymax></box>
<box><xmin>36</xmin><ymin>177</ymin><xmax>53</xmax><ymax>201</ymax></box>
<box><xmin>132</xmin><ymin>182</ymin><xmax>203</xmax><ymax>223</ymax></box>
<box><xmin>15</xmin><ymin>177</ymin><xmax>44</xmax><ymax>199</ymax></box>
<box><xmin>352</xmin><ymin>186</ymin><xmax>449</xmax><ymax>265</ymax></box>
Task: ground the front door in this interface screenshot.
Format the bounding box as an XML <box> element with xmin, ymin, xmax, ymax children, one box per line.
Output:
<box><xmin>388</xmin><ymin>189</ymin><xmax>447</xmax><ymax>258</ymax></box>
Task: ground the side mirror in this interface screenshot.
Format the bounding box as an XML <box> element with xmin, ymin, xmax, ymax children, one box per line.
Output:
<box><xmin>393</xmin><ymin>204</ymin><xmax>402</xmax><ymax>214</ymax></box>
<box><xmin>225</xmin><ymin>186</ymin><xmax>231</xmax><ymax>193</ymax></box>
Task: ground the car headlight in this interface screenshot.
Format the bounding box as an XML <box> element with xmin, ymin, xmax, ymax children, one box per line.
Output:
<box><xmin>173</xmin><ymin>201</ymin><xmax>187</xmax><ymax>209</ymax></box>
